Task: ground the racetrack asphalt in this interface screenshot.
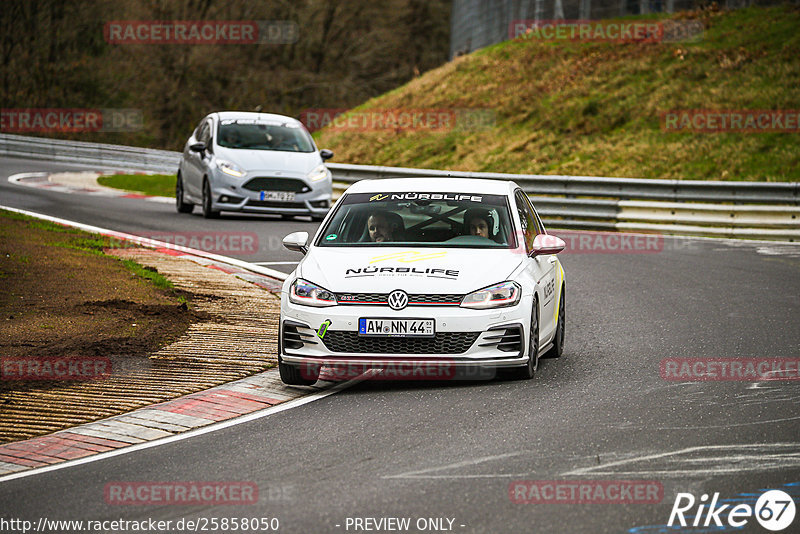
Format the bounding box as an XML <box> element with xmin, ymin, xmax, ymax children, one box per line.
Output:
<box><xmin>1</xmin><ymin>155</ymin><xmax>799</xmax><ymax>533</ymax></box>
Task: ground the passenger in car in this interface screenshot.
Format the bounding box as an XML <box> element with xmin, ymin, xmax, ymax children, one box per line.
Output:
<box><xmin>464</xmin><ymin>208</ymin><xmax>494</xmax><ymax>239</ymax></box>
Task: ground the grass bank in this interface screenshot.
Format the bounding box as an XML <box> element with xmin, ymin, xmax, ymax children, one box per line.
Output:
<box><xmin>315</xmin><ymin>5</ymin><xmax>800</xmax><ymax>181</ymax></box>
<box><xmin>96</xmin><ymin>174</ymin><xmax>176</xmax><ymax>197</ymax></box>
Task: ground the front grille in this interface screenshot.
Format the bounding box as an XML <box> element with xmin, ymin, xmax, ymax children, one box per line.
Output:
<box><xmin>478</xmin><ymin>324</ymin><xmax>523</xmax><ymax>353</ymax></box>
<box><xmin>336</xmin><ymin>293</ymin><xmax>463</xmax><ymax>306</ymax></box>
<box><xmin>337</xmin><ymin>293</ymin><xmax>386</xmax><ymax>304</ymax></box>
<box><xmin>248</xmin><ymin>200</ymin><xmax>306</xmax><ymax>209</ymax></box>
<box><xmin>243</xmin><ymin>177</ymin><xmax>310</xmax><ymax>193</ymax></box>
<box><xmin>410</xmin><ymin>294</ymin><xmax>463</xmax><ymax>305</ymax></box>
<box><xmin>321</xmin><ymin>331</ymin><xmax>479</xmax><ymax>354</ymax></box>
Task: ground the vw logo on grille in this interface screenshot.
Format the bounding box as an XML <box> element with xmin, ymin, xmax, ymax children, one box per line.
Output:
<box><xmin>387</xmin><ymin>290</ymin><xmax>409</xmax><ymax>310</ymax></box>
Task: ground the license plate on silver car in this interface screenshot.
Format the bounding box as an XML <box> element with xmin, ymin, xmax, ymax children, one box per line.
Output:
<box><xmin>358</xmin><ymin>318</ymin><xmax>435</xmax><ymax>337</ymax></box>
<box><xmin>260</xmin><ymin>190</ymin><xmax>295</xmax><ymax>201</ymax></box>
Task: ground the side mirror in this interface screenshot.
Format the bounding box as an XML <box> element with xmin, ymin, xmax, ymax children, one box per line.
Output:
<box><xmin>319</xmin><ymin>149</ymin><xmax>334</xmax><ymax>161</ymax></box>
<box><xmin>189</xmin><ymin>142</ymin><xmax>206</xmax><ymax>153</ymax></box>
<box><xmin>283</xmin><ymin>231</ymin><xmax>309</xmax><ymax>254</ymax></box>
<box><xmin>530</xmin><ymin>234</ymin><xmax>566</xmax><ymax>257</ymax></box>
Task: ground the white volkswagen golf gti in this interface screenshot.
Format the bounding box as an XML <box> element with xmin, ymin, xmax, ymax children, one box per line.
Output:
<box><xmin>278</xmin><ymin>178</ymin><xmax>566</xmax><ymax>385</ymax></box>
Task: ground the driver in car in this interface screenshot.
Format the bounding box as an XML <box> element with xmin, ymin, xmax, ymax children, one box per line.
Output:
<box><xmin>367</xmin><ymin>211</ymin><xmax>396</xmax><ymax>243</ymax></box>
<box><xmin>221</xmin><ymin>129</ymin><xmax>242</xmax><ymax>147</ymax></box>
<box><xmin>268</xmin><ymin>129</ymin><xmax>299</xmax><ymax>151</ymax></box>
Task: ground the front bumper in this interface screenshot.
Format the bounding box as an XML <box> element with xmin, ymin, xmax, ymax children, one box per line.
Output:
<box><xmin>209</xmin><ymin>171</ymin><xmax>332</xmax><ymax>216</ymax></box>
<box><xmin>279</xmin><ymin>294</ymin><xmax>532</xmax><ymax>369</ymax></box>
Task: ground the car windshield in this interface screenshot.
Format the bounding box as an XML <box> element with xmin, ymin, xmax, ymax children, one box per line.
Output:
<box><xmin>316</xmin><ymin>192</ymin><xmax>517</xmax><ymax>248</ymax></box>
<box><xmin>217</xmin><ymin>119</ymin><xmax>315</xmax><ymax>152</ymax></box>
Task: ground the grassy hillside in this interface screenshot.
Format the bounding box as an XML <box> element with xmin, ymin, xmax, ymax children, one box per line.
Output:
<box><xmin>315</xmin><ymin>5</ymin><xmax>800</xmax><ymax>181</ymax></box>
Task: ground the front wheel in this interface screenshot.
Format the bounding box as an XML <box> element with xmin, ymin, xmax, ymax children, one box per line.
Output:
<box><xmin>505</xmin><ymin>297</ymin><xmax>539</xmax><ymax>380</ymax></box>
<box><xmin>175</xmin><ymin>175</ymin><xmax>193</xmax><ymax>214</ymax></box>
<box><xmin>543</xmin><ymin>286</ymin><xmax>564</xmax><ymax>359</ymax></box>
<box><xmin>201</xmin><ymin>180</ymin><xmax>220</xmax><ymax>219</ymax></box>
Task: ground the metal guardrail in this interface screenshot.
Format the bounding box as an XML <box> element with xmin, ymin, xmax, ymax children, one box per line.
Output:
<box><xmin>327</xmin><ymin>162</ymin><xmax>800</xmax><ymax>205</ymax></box>
<box><xmin>330</xmin><ymin>168</ymin><xmax>800</xmax><ymax>239</ymax></box>
<box><xmin>3</xmin><ymin>133</ymin><xmax>799</xmax><ymax>241</ymax></box>
<box><xmin>0</xmin><ymin>133</ymin><xmax>180</xmax><ymax>172</ymax></box>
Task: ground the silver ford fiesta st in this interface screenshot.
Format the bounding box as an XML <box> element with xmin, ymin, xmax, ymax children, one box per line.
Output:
<box><xmin>177</xmin><ymin>111</ymin><xmax>333</xmax><ymax>220</ymax></box>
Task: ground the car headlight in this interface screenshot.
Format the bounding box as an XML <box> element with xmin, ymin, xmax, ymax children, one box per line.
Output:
<box><xmin>289</xmin><ymin>279</ymin><xmax>337</xmax><ymax>307</ymax></box>
<box><xmin>460</xmin><ymin>281</ymin><xmax>521</xmax><ymax>309</ymax></box>
<box><xmin>217</xmin><ymin>159</ymin><xmax>246</xmax><ymax>178</ymax></box>
<box><xmin>307</xmin><ymin>164</ymin><xmax>330</xmax><ymax>182</ymax></box>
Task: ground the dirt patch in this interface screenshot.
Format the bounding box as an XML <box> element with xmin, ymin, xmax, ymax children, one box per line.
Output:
<box><xmin>0</xmin><ymin>210</ymin><xmax>282</xmax><ymax>443</ymax></box>
<box><xmin>0</xmin><ymin>211</ymin><xmax>205</xmax><ymax>440</ymax></box>
<box><xmin>0</xmin><ymin>213</ymin><xmax>201</xmax><ymax>361</ymax></box>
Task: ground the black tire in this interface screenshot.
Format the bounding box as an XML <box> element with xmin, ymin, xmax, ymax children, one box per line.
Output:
<box><xmin>201</xmin><ymin>179</ymin><xmax>220</xmax><ymax>219</ymax></box>
<box><xmin>175</xmin><ymin>174</ymin><xmax>193</xmax><ymax>214</ymax></box>
<box><xmin>279</xmin><ymin>361</ymin><xmax>318</xmax><ymax>386</ymax></box>
<box><xmin>543</xmin><ymin>285</ymin><xmax>565</xmax><ymax>359</ymax></box>
<box><xmin>505</xmin><ymin>297</ymin><xmax>539</xmax><ymax>380</ymax></box>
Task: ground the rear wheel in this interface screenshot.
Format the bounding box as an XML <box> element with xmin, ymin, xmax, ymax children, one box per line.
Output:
<box><xmin>201</xmin><ymin>179</ymin><xmax>219</xmax><ymax>219</ymax></box>
<box><xmin>175</xmin><ymin>174</ymin><xmax>193</xmax><ymax>214</ymax></box>
<box><xmin>279</xmin><ymin>360</ymin><xmax>318</xmax><ymax>386</ymax></box>
<box><xmin>505</xmin><ymin>297</ymin><xmax>539</xmax><ymax>380</ymax></box>
<box><xmin>543</xmin><ymin>286</ymin><xmax>565</xmax><ymax>359</ymax></box>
